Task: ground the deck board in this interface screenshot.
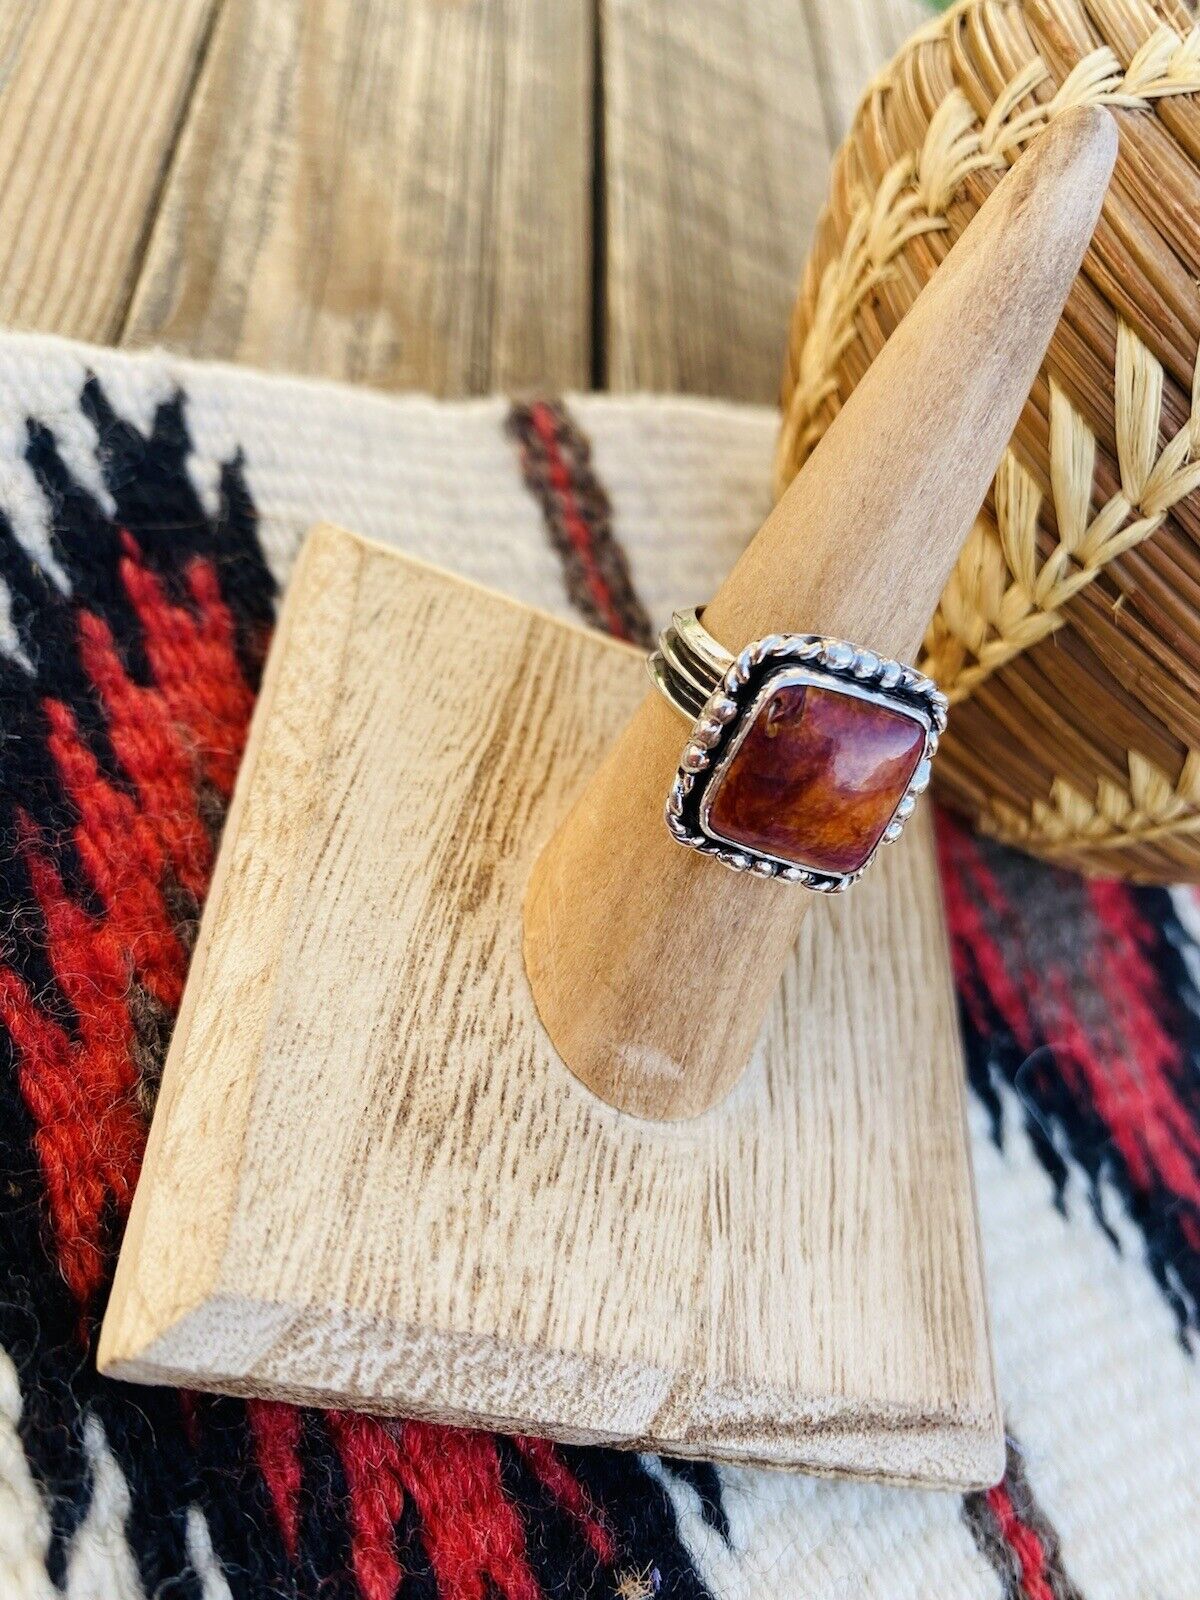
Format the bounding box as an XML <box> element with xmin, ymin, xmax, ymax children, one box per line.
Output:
<box><xmin>122</xmin><ymin>0</ymin><xmax>593</xmax><ymax>394</ymax></box>
<box><xmin>0</xmin><ymin>0</ymin><xmax>218</xmax><ymax>341</ymax></box>
<box><xmin>0</xmin><ymin>0</ymin><xmax>931</xmax><ymax>395</ymax></box>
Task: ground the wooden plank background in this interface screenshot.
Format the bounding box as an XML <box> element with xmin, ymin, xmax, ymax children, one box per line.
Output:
<box><xmin>0</xmin><ymin>0</ymin><xmax>928</xmax><ymax>398</ymax></box>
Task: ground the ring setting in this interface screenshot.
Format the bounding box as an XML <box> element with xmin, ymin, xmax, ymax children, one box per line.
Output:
<box><xmin>648</xmin><ymin>609</ymin><xmax>948</xmax><ymax>891</ymax></box>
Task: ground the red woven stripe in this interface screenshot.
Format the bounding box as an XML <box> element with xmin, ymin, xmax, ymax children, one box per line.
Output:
<box><xmin>119</xmin><ymin>534</ymin><xmax>254</xmax><ymax>800</ymax></box>
<box><xmin>985</xmin><ymin>1483</ymin><xmax>1056</xmax><ymax>1600</ymax></box>
<box><xmin>938</xmin><ymin>815</ymin><xmax>1040</xmax><ymax>1058</ymax></box>
<box><xmin>76</xmin><ymin>604</ymin><xmax>212</xmax><ymax>900</ymax></box>
<box><xmin>1086</xmin><ymin>880</ymin><xmax>1200</xmax><ymax>1209</ymax></box>
<box><xmin>527</xmin><ymin>401</ymin><xmax>630</xmax><ymax>640</ymax></box>
<box><xmin>44</xmin><ymin>695</ymin><xmax>188</xmax><ymax>1011</ymax></box>
<box><xmin>396</xmin><ymin>1422</ymin><xmax>541</xmax><ymax>1600</ymax></box>
<box><xmin>248</xmin><ymin>1400</ymin><xmax>303</xmax><ymax>1562</ymax></box>
<box><xmin>0</xmin><ymin>534</ymin><xmax>261</xmax><ymax>1314</ymax></box>
<box><xmin>515</xmin><ymin>1435</ymin><xmax>614</xmax><ymax>1563</ymax></box>
<box><xmin>328</xmin><ymin>1412</ymin><xmax>408</xmax><ymax>1600</ymax></box>
<box><xmin>8</xmin><ymin>819</ymin><xmax>144</xmax><ymax>1308</ymax></box>
<box><xmin>509</xmin><ymin>399</ymin><xmax>652</xmax><ymax>648</ymax></box>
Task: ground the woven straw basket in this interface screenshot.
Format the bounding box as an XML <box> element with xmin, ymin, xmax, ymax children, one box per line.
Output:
<box><xmin>779</xmin><ymin>0</ymin><xmax>1200</xmax><ymax>881</ymax></box>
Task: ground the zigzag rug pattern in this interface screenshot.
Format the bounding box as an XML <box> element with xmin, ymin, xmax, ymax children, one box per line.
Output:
<box><xmin>0</xmin><ymin>349</ymin><xmax>1193</xmax><ymax>1597</ymax></box>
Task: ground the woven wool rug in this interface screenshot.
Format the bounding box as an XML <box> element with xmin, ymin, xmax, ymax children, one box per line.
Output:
<box><xmin>0</xmin><ymin>330</ymin><xmax>1195</xmax><ymax>1600</ymax></box>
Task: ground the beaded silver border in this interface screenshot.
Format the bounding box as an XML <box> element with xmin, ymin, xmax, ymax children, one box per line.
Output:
<box><xmin>664</xmin><ymin>634</ymin><xmax>948</xmax><ymax>890</ymax></box>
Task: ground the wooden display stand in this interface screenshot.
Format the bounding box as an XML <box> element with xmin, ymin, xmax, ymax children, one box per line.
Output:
<box><xmin>99</xmin><ymin>110</ymin><xmax>1114</xmax><ymax>1488</ymax></box>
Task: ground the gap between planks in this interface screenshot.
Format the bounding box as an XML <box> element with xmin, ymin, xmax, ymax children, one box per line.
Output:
<box><xmin>0</xmin><ymin>0</ymin><xmax>929</xmax><ymax>400</ymax></box>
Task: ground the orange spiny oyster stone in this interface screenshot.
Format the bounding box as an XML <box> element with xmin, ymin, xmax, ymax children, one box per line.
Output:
<box><xmin>704</xmin><ymin>678</ymin><xmax>925</xmax><ymax>875</ymax></box>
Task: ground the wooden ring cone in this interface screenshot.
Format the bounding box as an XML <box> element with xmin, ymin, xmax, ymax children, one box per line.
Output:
<box><xmin>524</xmin><ymin>105</ymin><xmax>1118</xmax><ymax>1121</ymax></box>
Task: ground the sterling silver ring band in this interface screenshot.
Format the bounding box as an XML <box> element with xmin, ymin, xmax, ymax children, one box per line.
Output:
<box><xmin>647</xmin><ymin>607</ymin><xmax>734</xmax><ymax>719</ymax></box>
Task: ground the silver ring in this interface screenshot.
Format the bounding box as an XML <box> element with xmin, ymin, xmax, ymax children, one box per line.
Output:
<box><xmin>648</xmin><ymin>609</ymin><xmax>948</xmax><ymax>891</ymax></box>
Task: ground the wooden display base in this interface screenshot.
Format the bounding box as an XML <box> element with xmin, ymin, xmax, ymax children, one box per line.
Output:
<box><xmin>99</xmin><ymin>524</ymin><xmax>1002</xmax><ymax>1488</ymax></box>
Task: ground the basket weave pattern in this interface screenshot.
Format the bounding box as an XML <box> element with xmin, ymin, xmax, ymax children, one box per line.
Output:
<box><xmin>779</xmin><ymin>0</ymin><xmax>1200</xmax><ymax>880</ymax></box>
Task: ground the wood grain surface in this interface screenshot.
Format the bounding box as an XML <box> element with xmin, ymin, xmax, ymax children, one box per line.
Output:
<box><xmin>0</xmin><ymin>0</ymin><xmax>217</xmax><ymax>341</ymax></box>
<box><xmin>99</xmin><ymin>524</ymin><xmax>1002</xmax><ymax>1488</ymax></box>
<box><xmin>601</xmin><ymin>0</ymin><xmax>831</xmax><ymax>397</ymax></box>
<box><xmin>123</xmin><ymin>0</ymin><xmax>592</xmax><ymax>392</ymax></box>
<box><xmin>0</xmin><ymin>0</ymin><xmax>919</xmax><ymax>396</ymax></box>
<box><xmin>803</xmin><ymin>0</ymin><xmax>928</xmax><ymax>139</ymax></box>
